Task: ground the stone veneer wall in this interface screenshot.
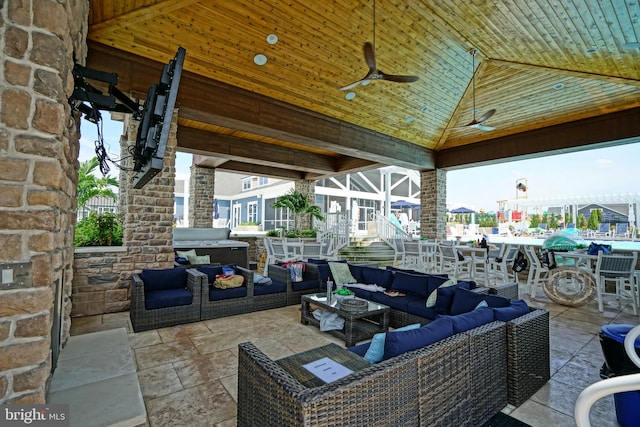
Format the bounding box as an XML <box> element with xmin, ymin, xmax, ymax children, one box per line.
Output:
<box><xmin>71</xmin><ymin>247</ymin><xmax>129</xmax><ymax>317</ymax></box>
<box><xmin>294</xmin><ymin>179</ymin><xmax>316</xmax><ymax>230</ymax></box>
<box><xmin>0</xmin><ymin>0</ymin><xmax>89</xmax><ymax>404</ymax></box>
<box><xmin>189</xmin><ymin>165</ymin><xmax>215</xmax><ymax>227</ymax></box>
<box><xmin>420</xmin><ymin>169</ymin><xmax>447</xmax><ymax>240</ymax></box>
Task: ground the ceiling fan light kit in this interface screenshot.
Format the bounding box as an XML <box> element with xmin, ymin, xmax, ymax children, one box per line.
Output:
<box><xmin>339</xmin><ymin>0</ymin><xmax>418</xmax><ymax>91</ymax></box>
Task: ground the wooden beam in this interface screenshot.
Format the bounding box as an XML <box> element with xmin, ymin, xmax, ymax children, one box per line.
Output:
<box><xmin>211</xmin><ymin>160</ymin><xmax>310</xmax><ymax>180</ymax></box>
<box><xmin>436</xmin><ymin>107</ymin><xmax>640</xmax><ymax>169</ymax></box>
<box><xmin>86</xmin><ymin>41</ymin><xmax>435</xmax><ymax>171</ymax></box>
<box><xmin>177</xmin><ymin>127</ymin><xmax>339</xmax><ymax>174</ymax></box>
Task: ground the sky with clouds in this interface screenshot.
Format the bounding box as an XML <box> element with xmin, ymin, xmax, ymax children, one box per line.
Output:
<box><xmin>80</xmin><ymin>116</ymin><xmax>640</xmax><ymax>213</ymax></box>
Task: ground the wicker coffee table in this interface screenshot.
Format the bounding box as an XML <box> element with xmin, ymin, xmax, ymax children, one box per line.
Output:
<box><xmin>301</xmin><ymin>293</ymin><xmax>390</xmax><ymax>347</ymax></box>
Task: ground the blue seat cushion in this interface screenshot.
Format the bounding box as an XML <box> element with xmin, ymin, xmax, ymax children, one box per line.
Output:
<box><xmin>197</xmin><ymin>265</ymin><xmax>223</xmax><ymax>284</ymax></box>
<box><xmin>362</xmin><ymin>267</ymin><xmax>394</xmax><ymax>288</ymax></box>
<box><xmin>145</xmin><ymin>288</ymin><xmax>193</xmax><ymax>310</ymax></box>
<box><xmin>433</xmin><ymin>282</ymin><xmax>471</xmax><ymax>315</ymax></box>
<box><xmin>405</xmin><ymin>299</ymin><xmax>438</xmax><ymax>320</ymax></box>
<box><xmin>382</xmin><ymin>316</ymin><xmax>454</xmax><ymax>361</ymax></box>
<box><xmin>438</xmin><ymin>306</ymin><xmax>495</xmax><ymax>334</ymax></box>
<box><xmin>254</xmin><ymin>280</ymin><xmax>287</xmax><ymax>295</ymax></box>
<box><xmin>390</xmin><ymin>271</ymin><xmax>429</xmax><ymax>297</ymax></box>
<box><xmin>141</xmin><ymin>267</ymin><xmax>187</xmax><ymax>292</ymax></box>
<box><xmin>386</xmin><ymin>266</ymin><xmax>421</xmax><ymax>274</ymax></box>
<box><xmin>449</xmin><ymin>287</ymin><xmax>510</xmax><ymax>315</ymax></box>
<box><xmin>369</xmin><ymin>293</ymin><xmax>411</xmax><ymax>311</ymax></box>
<box><xmin>344</xmin><ymin>286</ymin><xmax>373</xmax><ymax>300</ymax></box>
<box><xmin>493</xmin><ymin>299</ymin><xmax>530</xmax><ymax>322</ymax></box>
<box><xmin>291</xmin><ymin>279</ymin><xmax>319</xmax><ymax>291</ymax></box>
<box><xmin>208</xmin><ymin>286</ymin><xmax>247</xmax><ymax>301</ymax></box>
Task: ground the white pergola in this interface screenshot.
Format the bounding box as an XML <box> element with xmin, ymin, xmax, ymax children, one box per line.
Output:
<box><xmin>510</xmin><ymin>192</ymin><xmax>640</xmax><ymax>226</ymax></box>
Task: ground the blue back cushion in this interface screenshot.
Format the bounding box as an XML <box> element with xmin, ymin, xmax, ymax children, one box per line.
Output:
<box><xmin>390</xmin><ymin>271</ymin><xmax>429</xmax><ymax>297</ymax></box>
<box><xmin>141</xmin><ymin>268</ymin><xmax>187</xmax><ymax>292</ymax></box>
<box><xmin>439</xmin><ymin>306</ymin><xmax>495</xmax><ymax>334</ymax></box>
<box><xmin>382</xmin><ymin>316</ymin><xmax>454</xmax><ymax>361</ymax></box>
<box><xmin>197</xmin><ymin>265</ymin><xmax>223</xmax><ymax>284</ymax></box>
<box><xmin>364</xmin><ymin>323</ymin><xmax>420</xmax><ymax>364</ymax></box>
<box><xmin>433</xmin><ymin>282</ymin><xmax>471</xmax><ymax>315</ymax></box>
<box><xmin>145</xmin><ymin>288</ymin><xmax>192</xmax><ymax>310</ymax></box>
<box><xmin>348</xmin><ymin>264</ymin><xmax>366</xmax><ymax>283</ymax></box>
<box><xmin>493</xmin><ymin>299</ymin><xmax>530</xmax><ymax>322</ymax></box>
<box><xmin>425</xmin><ymin>274</ymin><xmax>451</xmax><ymax>296</ymax></box>
<box><xmin>362</xmin><ymin>268</ymin><xmax>394</xmax><ymax>288</ymax></box>
<box><xmin>449</xmin><ymin>287</ymin><xmax>510</xmax><ymax>315</ymax></box>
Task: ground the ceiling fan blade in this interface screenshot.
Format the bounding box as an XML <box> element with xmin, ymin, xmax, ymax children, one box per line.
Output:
<box><xmin>339</xmin><ymin>80</ymin><xmax>366</xmax><ymax>91</ymax></box>
<box><xmin>476</xmin><ymin>109</ymin><xmax>496</xmax><ymax>124</ymax></box>
<box><xmin>472</xmin><ymin>124</ymin><xmax>496</xmax><ymax>131</ymax></box>
<box><xmin>363</xmin><ymin>42</ymin><xmax>376</xmax><ymax>71</ymax></box>
<box><xmin>381</xmin><ymin>73</ymin><xmax>419</xmax><ymax>83</ymax></box>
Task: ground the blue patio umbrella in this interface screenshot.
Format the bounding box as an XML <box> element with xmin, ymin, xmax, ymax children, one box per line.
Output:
<box><xmin>450</xmin><ymin>207</ymin><xmax>475</xmax><ymax>214</ymax></box>
<box><xmin>391</xmin><ymin>200</ymin><xmax>419</xmax><ymax>209</ymax></box>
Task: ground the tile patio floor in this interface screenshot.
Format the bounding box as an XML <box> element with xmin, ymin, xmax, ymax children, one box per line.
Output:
<box><xmin>69</xmin><ymin>292</ymin><xmax>640</xmax><ymax>427</ymax></box>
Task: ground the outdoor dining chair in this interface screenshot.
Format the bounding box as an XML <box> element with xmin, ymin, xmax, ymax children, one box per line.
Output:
<box><xmin>437</xmin><ymin>243</ymin><xmax>472</xmax><ymax>282</ymax></box>
<box><xmin>524</xmin><ymin>245</ymin><xmax>550</xmax><ymax>298</ymax></box>
<box><xmin>594</xmin><ymin>251</ymin><xmax>638</xmax><ymax>315</ymax></box>
<box><xmin>488</xmin><ymin>244</ymin><xmax>521</xmax><ymax>286</ymax></box>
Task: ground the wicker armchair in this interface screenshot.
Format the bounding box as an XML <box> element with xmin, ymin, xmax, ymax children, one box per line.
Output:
<box><xmin>130</xmin><ymin>267</ymin><xmax>204</xmax><ymax>332</ymax></box>
<box><xmin>267</xmin><ymin>262</ymin><xmax>322</xmax><ymax>305</ymax></box>
<box><xmin>192</xmin><ymin>266</ymin><xmax>255</xmax><ymax>320</ymax></box>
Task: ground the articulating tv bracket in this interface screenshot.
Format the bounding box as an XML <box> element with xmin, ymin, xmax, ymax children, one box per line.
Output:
<box><xmin>69</xmin><ymin>64</ymin><xmax>143</xmax><ymax>122</ymax></box>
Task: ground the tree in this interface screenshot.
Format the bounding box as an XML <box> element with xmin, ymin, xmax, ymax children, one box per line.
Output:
<box><xmin>529</xmin><ymin>215</ymin><xmax>540</xmax><ymax>228</ymax></box>
<box><xmin>77</xmin><ymin>157</ymin><xmax>119</xmax><ymax>209</ymax></box>
<box><xmin>271</xmin><ymin>189</ymin><xmax>324</xmax><ymax>231</ymax></box>
<box><xmin>587</xmin><ymin>209</ymin><xmax>602</xmax><ymax>230</ymax></box>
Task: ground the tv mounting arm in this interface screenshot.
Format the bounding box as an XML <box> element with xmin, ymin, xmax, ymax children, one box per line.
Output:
<box><xmin>69</xmin><ymin>64</ymin><xmax>143</xmax><ymax>122</ymax></box>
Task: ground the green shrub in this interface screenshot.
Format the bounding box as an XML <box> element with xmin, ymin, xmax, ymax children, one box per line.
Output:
<box><xmin>74</xmin><ymin>212</ymin><xmax>123</xmax><ymax>247</ymax></box>
<box><xmin>265</xmin><ymin>229</ymin><xmax>281</xmax><ymax>237</ymax></box>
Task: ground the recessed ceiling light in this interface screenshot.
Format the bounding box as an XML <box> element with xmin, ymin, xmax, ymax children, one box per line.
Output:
<box><xmin>405</xmin><ymin>116</ymin><xmax>415</xmax><ymax>123</ymax></box>
<box><xmin>253</xmin><ymin>54</ymin><xmax>267</xmax><ymax>65</ymax></box>
<box><xmin>419</xmin><ymin>106</ymin><xmax>428</xmax><ymax>113</ymax></box>
<box><xmin>266</xmin><ymin>34</ymin><xmax>278</xmax><ymax>45</ymax></box>
<box><xmin>622</xmin><ymin>41</ymin><xmax>640</xmax><ymax>50</ymax></box>
<box><xmin>553</xmin><ymin>83</ymin><xmax>565</xmax><ymax>90</ymax></box>
<box><xmin>345</xmin><ymin>92</ymin><xmax>356</xmax><ymax>100</ymax></box>
<box><xmin>586</xmin><ymin>47</ymin><xmax>598</xmax><ymax>53</ymax></box>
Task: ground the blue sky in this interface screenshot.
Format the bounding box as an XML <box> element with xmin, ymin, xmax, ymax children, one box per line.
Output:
<box><xmin>80</xmin><ymin>116</ymin><xmax>640</xmax><ymax>212</ymax></box>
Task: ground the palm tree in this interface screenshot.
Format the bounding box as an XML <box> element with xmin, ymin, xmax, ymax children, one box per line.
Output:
<box><xmin>77</xmin><ymin>157</ymin><xmax>119</xmax><ymax>209</ymax></box>
<box><xmin>271</xmin><ymin>189</ymin><xmax>324</xmax><ymax>231</ymax></box>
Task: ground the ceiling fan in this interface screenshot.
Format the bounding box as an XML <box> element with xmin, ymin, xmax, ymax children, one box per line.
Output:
<box><xmin>450</xmin><ymin>49</ymin><xmax>496</xmax><ymax>131</ymax></box>
<box><xmin>339</xmin><ymin>0</ymin><xmax>419</xmax><ymax>91</ymax></box>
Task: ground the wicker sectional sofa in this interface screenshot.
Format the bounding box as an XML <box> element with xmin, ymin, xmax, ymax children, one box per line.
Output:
<box><xmin>238</xmin><ymin>305</ymin><xmax>550</xmax><ymax>426</ymax></box>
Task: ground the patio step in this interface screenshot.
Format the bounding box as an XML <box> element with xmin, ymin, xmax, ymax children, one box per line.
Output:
<box><xmin>47</xmin><ymin>328</ymin><xmax>146</xmax><ymax>427</ymax></box>
<box><xmin>339</xmin><ymin>241</ymin><xmax>396</xmax><ymax>266</ymax></box>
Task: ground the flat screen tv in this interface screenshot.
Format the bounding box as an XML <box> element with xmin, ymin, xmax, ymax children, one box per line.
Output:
<box><xmin>132</xmin><ymin>47</ymin><xmax>186</xmax><ymax>189</ymax></box>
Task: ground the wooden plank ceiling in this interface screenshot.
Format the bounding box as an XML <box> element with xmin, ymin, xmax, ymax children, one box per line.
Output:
<box><xmin>86</xmin><ymin>0</ymin><xmax>640</xmax><ymax>180</ymax></box>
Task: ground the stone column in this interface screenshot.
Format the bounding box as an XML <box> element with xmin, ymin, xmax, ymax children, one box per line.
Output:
<box><xmin>420</xmin><ymin>169</ymin><xmax>447</xmax><ymax>240</ymax></box>
<box><xmin>294</xmin><ymin>179</ymin><xmax>316</xmax><ymax>230</ymax></box>
<box><xmin>0</xmin><ymin>0</ymin><xmax>90</xmax><ymax>404</ymax></box>
<box><xmin>188</xmin><ymin>165</ymin><xmax>215</xmax><ymax>228</ymax></box>
<box><xmin>119</xmin><ymin>111</ymin><xmax>178</xmax><ymax>272</ymax></box>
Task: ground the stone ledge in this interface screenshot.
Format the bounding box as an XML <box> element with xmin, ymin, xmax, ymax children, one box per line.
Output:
<box><xmin>47</xmin><ymin>328</ymin><xmax>146</xmax><ymax>427</ymax></box>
